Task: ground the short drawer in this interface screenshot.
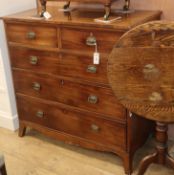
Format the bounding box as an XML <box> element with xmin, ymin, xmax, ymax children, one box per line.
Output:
<box><xmin>6</xmin><ymin>23</ymin><xmax>57</xmax><ymax>47</ymax></box>
<box><xmin>61</xmin><ymin>28</ymin><xmax>122</xmax><ymax>53</ymax></box>
<box><xmin>13</xmin><ymin>70</ymin><xmax>126</xmax><ymax>121</ymax></box>
<box><xmin>10</xmin><ymin>47</ymin><xmax>108</xmax><ymax>84</ymax></box>
<box><xmin>17</xmin><ymin>95</ymin><xmax>126</xmax><ymax>148</ymax></box>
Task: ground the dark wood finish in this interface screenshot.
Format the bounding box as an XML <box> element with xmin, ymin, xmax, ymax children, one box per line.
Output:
<box><xmin>2</xmin><ymin>8</ymin><xmax>161</xmax><ymax>175</ymax></box>
<box><xmin>9</xmin><ymin>46</ymin><xmax>109</xmax><ymax>84</ymax></box>
<box><xmin>2</xmin><ymin>8</ymin><xmax>161</xmax><ymax>31</ymax></box>
<box><xmin>0</xmin><ymin>164</ymin><xmax>7</xmax><ymax>175</ymax></box>
<box><xmin>6</xmin><ymin>23</ymin><xmax>57</xmax><ymax>48</ymax></box>
<box><xmin>108</xmin><ymin>21</ymin><xmax>174</xmax><ymax>122</ymax></box>
<box><xmin>0</xmin><ymin>156</ymin><xmax>7</xmax><ymax>175</ymax></box>
<box><xmin>61</xmin><ymin>27</ymin><xmax>122</xmax><ymax>53</ymax></box>
<box><xmin>13</xmin><ymin>69</ymin><xmax>126</xmax><ymax>121</ymax></box>
<box><xmin>18</xmin><ymin>122</ymin><xmax>27</xmax><ymax>137</ymax></box>
<box><xmin>123</xmin><ymin>0</ymin><xmax>130</xmax><ymax>11</ymax></box>
<box><xmin>39</xmin><ymin>0</ymin><xmax>121</xmax><ymax>20</ymax></box>
<box><xmin>17</xmin><ymin>95</ymin><xmax>126</xmax><ymax>148</ymax></box>
<box><xmin>108</xmin><ymin>21</ymin><xmax>174</xmax><ymax>174</ymax></box>
<box><xmin>138</xmin><ymin>122</ymin><xmax>174</xmax><ymax>175</ymax></box>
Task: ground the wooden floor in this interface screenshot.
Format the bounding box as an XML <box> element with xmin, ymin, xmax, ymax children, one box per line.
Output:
<box><xmin>0</xmin><ymin>127</ymin><xmax>174</xmax><ymax>175</ymax></box>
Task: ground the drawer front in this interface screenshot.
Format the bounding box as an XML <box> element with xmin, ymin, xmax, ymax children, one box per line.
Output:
<box><xmin>13</xmin><ymin>70</ymin><xmax>126</xmax><ymax>121</ymax></box>
<box><xmin>17</xmin><ymin>95</ymin><xmax>126</xmax><ymax>148</ymax></box>
<box><xmin>10</xmin><ymin>47</ymin><xmax>108</xmax><ymax>84</ymax></box>
<box><xmin>61</xmin><ymin>28</ymin><xmax>122</xmax><ymax>53</ymax></box>
<box><xmin>6</xmin><ymin>23</ymin><xmax>57</xmax><ymax>47</ymax></box>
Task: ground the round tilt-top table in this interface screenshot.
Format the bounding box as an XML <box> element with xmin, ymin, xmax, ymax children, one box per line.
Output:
<box><xmin>108</xmin><ymin>21</ymin><xmax>174</xmax><ymax>175</ymax></box>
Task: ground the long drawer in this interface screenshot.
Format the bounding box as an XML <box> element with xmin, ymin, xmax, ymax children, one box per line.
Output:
<box><xmin>13</xmin><ymin>70</ymin><xmax>126</xmax><ymax>121</ymax></box>
<box><xmin>17</xmin><ymin>95</ymin><xmax>126</xmax><ymax>148</ymax></box>
<box><xmin>10</xmin><ymin>47</ymin><xmax>108</xmax><ymax>84</ymax></box>
<box><xmin>61</xmin><ymin>27</ymin><xmax>122</xmax><ymax>53</ymax></box>
<box><xmin>6</xmin><ymin>23</ymin><xmax>57</xmax><ymax>47</ymax></box>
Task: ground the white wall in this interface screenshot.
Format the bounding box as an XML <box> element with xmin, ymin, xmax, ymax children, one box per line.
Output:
<box><xmin>0</xmin><ymin>0</ymin><xmax>36</xmax><ymax>130</ymax></box>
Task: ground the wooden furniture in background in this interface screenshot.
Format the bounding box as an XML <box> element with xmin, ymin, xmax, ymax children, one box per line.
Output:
<box><xmin>2</xmin><ymin>7</ymin><xmax>161</xmax><ymax>174</ymax></box>
<box><xmin>0</xmin><ymin>154</ymin><xmax>7</xmax><ymax>175</ymax></box>
<box><xmin>39</xmin><ymin>0</ymin><xmax>131</xmax><ymax>20</ymax></box>
<box><xmin>108</xmin><ymin>21</ymin><xmax>174</xmax><ymax>175</ymax></box>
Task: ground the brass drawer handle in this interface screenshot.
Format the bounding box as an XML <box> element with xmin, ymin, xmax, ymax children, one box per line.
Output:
<box><xmin>91</xmin><ymin>124</ymin><xmax>100</xmax><ymax>132</ymax></box>
<box><xmin>32</xmin><ymin>82</ymin><xmax>41</xmax><ymax>91</ymax></box>
<box><xmin>86</xmin><ymin>33</ymin><xmax>97</xmax><ymax>46</ymax></box>
<box><xmin>87</xmin><ymin>65</ymin><xmax>97</xmax><ymax>73</ymax></box>
<box><xmin>27</xmin><ymin>31</ymin><xmax>36</xmax><ymax>39</ymax></box>
<box><xmin>88</xmin><ymin>95</ymin><xmax>98</xmax><ymax>104</ymax></box>
<box><xmin>30</xmin><ymin>56</ymin><xmax>38</xmax><ymax>65</ymax></box>
<box><xmin>143</xmin><ymin>64</ymin><xmax>160</xmax><ymax>80</ymax></box>
<box><xmin>36</xmin><ymin>110</ymin><xmax>44</xmax><ymax>118</ymax></box>
<box><xmin>143</xmin><ymin>64</ymin><xmax>158</xmax><ymax>73</ymax></box>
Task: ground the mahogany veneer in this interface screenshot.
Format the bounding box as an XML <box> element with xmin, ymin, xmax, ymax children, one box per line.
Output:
<box><xmin>2</xmin><ymin>7</ymin><xmax>161</xmax><ymax>174</ymax></box>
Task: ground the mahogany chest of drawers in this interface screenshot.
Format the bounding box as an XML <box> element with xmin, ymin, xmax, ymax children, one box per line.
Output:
<box><xmin>3</xmin><ymin>7</ymin><xmax>161</xmax><ymax>174</ymax></box>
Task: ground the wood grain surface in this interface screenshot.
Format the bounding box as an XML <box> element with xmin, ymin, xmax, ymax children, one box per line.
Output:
<box><xmin>108</xmin><ymin>21</ymin><xmax>174</xmax><ymax>122</ymax></box>
<box><xmin>46</xmin><ymin>0</ymin><xmax>173</xmax><ymax>20</ymax></box>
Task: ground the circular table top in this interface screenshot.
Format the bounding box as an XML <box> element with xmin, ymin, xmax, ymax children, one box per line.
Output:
<box><xmin>108</xmin><ymin>21</ymin><xmax>174</xmax><ymax>122</ymax></box>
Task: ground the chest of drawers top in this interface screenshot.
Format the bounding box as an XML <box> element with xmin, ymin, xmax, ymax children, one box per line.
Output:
<box><xmin>3</xmin><ymin>7</ymin><xmax>161</xmax><ymax>30</ymax></box>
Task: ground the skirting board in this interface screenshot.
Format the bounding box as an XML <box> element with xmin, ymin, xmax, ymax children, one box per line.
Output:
<box><xmin>0</xmin><ymin>111</ymin><xmax>19</xmax><ymax>131</ymax></box>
